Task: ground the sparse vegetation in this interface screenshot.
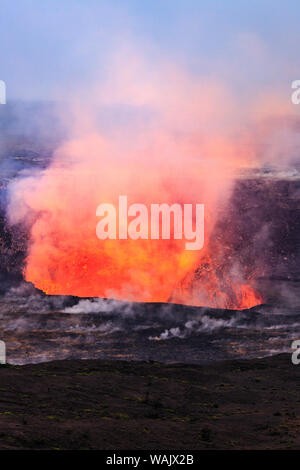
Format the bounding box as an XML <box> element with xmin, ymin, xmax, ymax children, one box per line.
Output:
<box><xmin>0</xmin><ymin>354</ymin><xmax>298</xmax><ymax>449</ymax></box>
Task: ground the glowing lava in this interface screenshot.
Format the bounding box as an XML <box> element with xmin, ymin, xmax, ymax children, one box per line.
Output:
<box><xmin>8</xmin><ymin>59</ymin><xmax>264</xmax><ymax>310</ymax></box>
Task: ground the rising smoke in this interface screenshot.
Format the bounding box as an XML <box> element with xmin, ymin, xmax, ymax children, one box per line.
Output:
<box><xmin>5</xmin><ymin>44</ymin><xmax>299</xmax><ymax>308</ymax></box>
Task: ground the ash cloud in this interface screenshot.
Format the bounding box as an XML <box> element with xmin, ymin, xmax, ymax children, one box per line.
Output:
<box><xmin>1</xmin><ymin>5</ymin><xmax>300</xmax><ymax>308</ymax></box>
<box><xmin>5</xmin><ymin>46</ymin><xmax>291</xmax><ymax>306</ymax></box>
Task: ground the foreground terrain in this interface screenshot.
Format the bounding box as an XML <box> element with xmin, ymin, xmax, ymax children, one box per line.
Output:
<box><xmin>0</xmin><ymin>353</ymin><xmax>299</xmax><ymax>449</ymax></box>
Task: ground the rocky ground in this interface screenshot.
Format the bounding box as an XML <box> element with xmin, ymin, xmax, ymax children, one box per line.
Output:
<box><xmin>0</xmin><ymin>353</ymin><xmax>299</xmax><ymax>450</ymax></box>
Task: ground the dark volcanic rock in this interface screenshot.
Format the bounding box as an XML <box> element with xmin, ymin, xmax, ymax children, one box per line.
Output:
<box><xmin>0</xmin><ymin>354</ymin><xmax>299</xmax><ymax>450</ymax></box>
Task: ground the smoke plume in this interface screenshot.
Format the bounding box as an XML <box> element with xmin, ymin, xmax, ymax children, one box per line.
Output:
<box><xmin>6</xmin><ymin>47</ymin><xmax>298</xmax><ymax>308</ymax></box>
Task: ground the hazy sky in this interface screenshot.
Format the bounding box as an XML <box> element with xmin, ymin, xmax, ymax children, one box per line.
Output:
<box><xmin>0</xmin><ymin>0</ymin><xmax>299</xmax><ymax>101</ymax></box>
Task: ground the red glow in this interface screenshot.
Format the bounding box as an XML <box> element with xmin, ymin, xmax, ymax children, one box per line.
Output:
<box><xmin>9</xmin><ymin>61</ymin><xmax>265</xmax><ymax>310</ymax></box>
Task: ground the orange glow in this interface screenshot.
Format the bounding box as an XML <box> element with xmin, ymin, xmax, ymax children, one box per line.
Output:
<box><xmin>19</xmin><ymin>163</ymin><xmax>263</xmax><ymax>309</ymax></box>
<box><xmin>24</xmin><ymin>228</ymin><xmax>262</xmax><ymax>309</ymax></box>
<box><xmin>171</xmin><ymin>251</ymin><xmax>263</xmax><ymax>309</ymax></box>
<box><xmin>9</xmin><ymin>59</ymin><xmax>264</xmax><ymax>310</ymax></box>
<box><xmin>237</xmin><ymin>285</ymin><xmax>264</xmax><ymax>310</ymax></box>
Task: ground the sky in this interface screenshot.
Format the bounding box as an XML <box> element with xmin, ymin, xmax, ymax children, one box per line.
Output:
<box><xmin>0</xmin><ymin>0</ymin><xmax>299</xmax><ymax>101</ymax></box>
<box><xmin>3</xmin><ymin>1</ymin><xmax>300</xmax><ymax>304</ymax></box>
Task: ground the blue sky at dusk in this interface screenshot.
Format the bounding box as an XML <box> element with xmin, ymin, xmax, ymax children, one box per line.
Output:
<box><xmin>0</xmin><ymin>0</ymin><xmax>299</xmax><ymax>101</ymax></box>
